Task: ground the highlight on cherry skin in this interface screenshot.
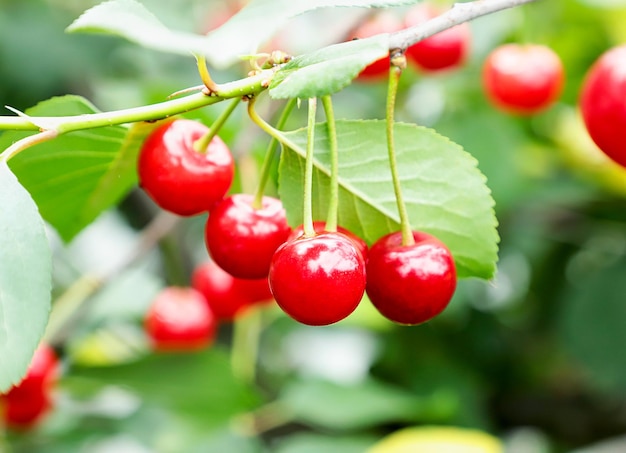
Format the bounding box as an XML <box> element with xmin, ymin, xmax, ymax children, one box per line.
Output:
<box><xmin>191</xmin><ymin>260</ymin><xmax>273</xmax><ymax>322</ymax></box>
<box><xmin>482</xmin><ymin>43</ymin><xmax>564</xmax><ymax>115</ymax></box>
<box><xmin>144</xmin><ymin>286</ymin><xmax>217</xmax><ymax>352</ymax></box>
<box><xmin>137</xmin><ymin>119</ymin><xmax>235</xmax><ymax>216</ymax></box>
<box><xmin>579</xmin><ymin>44</ymin><xmax>626</xmax><ymax>169</ymax></box>
<box><xmin>1</xmin><ymin>343</ymin><xmax>60</xmax><ymax>430</ymax></box>
<box><xmin>269</xmin><ymin>231</ymin><xmax>367</xmax><ymax>326</ymax></box>
<box><xmin>205</xmin><ymin>194</ymin><xmax>291</xmax><ymax>280</ymax></box>
<box><xmin>288</xmin><ymin>220</ymin><xmax>369</xmax><ymax>260</ymax></box>
<box><xmin>404</xmin><ymin>3</ymin><xmax>471</xmax><ymax>72</ymax></box>
<box><xmin>366</xmin><ymin>231</ymin><xmax>457</xmax><ymax>325</ymax></box>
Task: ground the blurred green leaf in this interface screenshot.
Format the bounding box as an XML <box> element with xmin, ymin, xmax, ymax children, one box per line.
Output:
<box><xmin>270</xmin><ymin>37</ymin><xmax>389</xmax><ymax>99</ymax></box>
<box><xmin>279</xmin><ymin>120</ymin><xmax>499</xmax><ymax>279</ymax></box>
<box><xmin>2</xmin><ymin>95</ymin><xmax>157</xmax><ymax>242</ymax></box>
<box><xmin>0</xmin><ymin>162</ymin><xmax>51</xmax><ymax>392</ymax></box>
<box><xmin>275</xmin><ymin>433</ymin><xmax>378</xmax><ymax>453</ymax></box>
<box><xmin>67</xmin><ymin>0</ymin><xmax>417</xmax><ymax>68</ymax></box>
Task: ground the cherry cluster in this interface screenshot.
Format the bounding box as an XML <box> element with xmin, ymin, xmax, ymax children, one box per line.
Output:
<box><xmin>1</xmin><ymin>344</ymin><xmax>60</xmax><ymax>429</ymax></box>
<box><xmin>136</xmin><ymin>116</ymin><xmax>457</xmax><ymax>344</ymax></box>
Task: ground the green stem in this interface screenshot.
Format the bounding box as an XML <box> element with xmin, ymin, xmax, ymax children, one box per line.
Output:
<box><xmin>303</xmin><ymin>98</ymin><xmax>318</xmax><ymax>238</ymax></box>
<box><xmin>193</xmin><ymin>98</ymin><xmax>241</xmax><ymax>153</ymax></box>
<box><xmin>386</xmin><ymin>59</ymin><xmax>414</xmax><ymax>247</ymax></box>
<box><xmin>231</xmin><ymin>306</ymin><xmax>263</xmax><ymax>385</ymax></box>
<box><xmin>0</xmin><ymin>129</ymin><xmax>58</xmax><ymax>163</ymax></box>
<box><xmin>321</xmin><ymin>95</ymin><xmax>338</xmax><ymax>233</ymax></box>
<box><xmin>251</xmin><ymin>98</ymin><xmax>297</xmax><ymax>209</ymax></box>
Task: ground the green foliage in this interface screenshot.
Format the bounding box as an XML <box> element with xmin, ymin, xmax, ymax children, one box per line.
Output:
<box><xmin>279</xmin><ymin>120</ymin><xmax>499</xmax><ymax>279</ymax></box>
<box><xmin>0</xmin><ymin>163</ymin><xmax>51</xmax><ymax>392</ymax></box>
<box><xmin>2</xmin><ymin>96</ymin><xmax>157</xmax><ymax>242</ymax></box>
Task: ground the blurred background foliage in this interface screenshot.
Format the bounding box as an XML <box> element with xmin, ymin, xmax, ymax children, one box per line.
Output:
<box><xmin>1</xmin><ymin>0</ymin><xmax>626</xmax><ymax>452</ymax></box>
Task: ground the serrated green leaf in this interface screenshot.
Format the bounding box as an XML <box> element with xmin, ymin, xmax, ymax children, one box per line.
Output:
<box><xmin>1</xmin><ymin>95</ymin><xmax>158</xmax><ymax>242</ymax></box>
<box><xmin>67</xmin><ymin>0</ymin><xmax>417</xmax><ymax>68</ymax></box>
<box><xmin>279</xmin><ymin>120</ymin><xmax>499</xmax><ymax>279</ymax></box>
<box><xmin>270</xmin><ymin>37</ymin><xmax>389</xmax><ymax>99</ymax></box>
<box><xmin>0</xmin><ymin>162</ymin><xmax>52</xmax><ymax>392</ymax></box>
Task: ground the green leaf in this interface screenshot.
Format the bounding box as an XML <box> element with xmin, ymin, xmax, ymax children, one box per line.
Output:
<box><xmin>279</xmin><ymin>378</ymin><xmax>429</xmax><ymax>430</ymax></box>
<box><xmin>67</xmin><ymin>348</ymin><xmax>261</xmax><ymax>424</ymax></box>
<box><xmin>67</xmin><ymin>0</ymin><xmax>417</xmax><ymax>68</ymax></box>
<box><xmin>0</xmin><ymin>162</ymin><xmax>52</xmax><ymax>392</ymax></box>
<box><xmin>275</xmin><ymin>433</ymin><xmax>378</xmax><ymax>453</ymax></box>
<box><xmin>279</xmin><ymin>120</ymin><xmax>499</xmax><ymax>280</ymax></box>
<box><xmin>1</xmin><ymin>95</ymin><xmax>157</xmax><ymax>242</ymax></box>
<box><xmin>270</xmin><ymin>36</ymin><xmax>389</xmax><ymax>99</ymax></box>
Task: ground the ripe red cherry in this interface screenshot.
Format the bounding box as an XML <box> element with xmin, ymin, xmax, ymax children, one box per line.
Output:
<box><xmin>366</xmin><ymin>231</ymin><xmax>456</xmax><ymax>325</ymax></box>
<box><xmin>138</xmin><ymin>119</ymin><xmax>234</xmax><ymax>216</ymax></box>
<box><xmin>2</xmin><ymin>344</ymin><xmax>60</xmax><ymax>429</ymax></box>
<box><xmin>144</xmin><ymin>287</ymin><xmax>216</xmax><ymax>351</ymax></box>
<box><xmin>269</xmin><ymin>232</ymin><xmax>366</xmax><ymax>326</ymax></box>
<box><xmin>352</xmin><ymin>12</ymin><xmax>403</xmax><ymax>81</ymax></box>
<box><xmin>405</xmin><ymin>4</ymin><xmax>471</xmax><ymax>72</ymax></box>
<box><xmin>580</xmin><ymin>45</ymin><xmax>626</xmax><ymax>168</ymax></box>
<box><xmin>482</xmin><ymin>43</ymin><xmax>564</xmax><ymax>115</ymax></box>
<box><xmin>288</xmin><ymin>221</ymin><xmax>368</xmax><ymax>260</ymax></box>
<box><xmin>205</xmin><ymin>194</ymin><xmax>291</xmax><ymax>279</ymax></box>
<box><xmin>191</xmin><ymin>261</ymin><xmax>273</xmax><ymax>321</ymax></box>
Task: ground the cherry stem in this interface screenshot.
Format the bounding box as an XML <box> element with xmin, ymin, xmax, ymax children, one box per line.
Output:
<box><xmin>303</xmin><ymin>98</ymin><xmax>318</xmax><ymax>238</ymax></box>
<box><xmin>231</xmin><ymin>306</ymin><xmax>263</xmax><ymax>385</ymax></box>
<box><xmin>192</xmin><ymin>97</ymin><xmax>241</xmax><ymax>153</ymax></box>
<box><xmin>196</xmin><ymin>55</ymin><xmax>220</xmax><ymax>94</ymax></box>
<box><xmin>251</xmin><ymin>97</ymin><xmax>297</xmax><ymax>210</ymax></box>
<box><xmin>386</xmin><ymin>55</ymin><xmax>414</xmax><ymax>247</ymax></box>
<box><xmin>321</xmin><ymin>96</ymin><xmax>339</xmax><ymax>233</ymax></box>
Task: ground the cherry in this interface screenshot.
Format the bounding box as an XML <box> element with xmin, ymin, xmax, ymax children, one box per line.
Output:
<box><xmin>404</xmin><ymin>4</ymin><xmax>471</xmax><ymax>72</ymax></box>
<box><xmin>482</xmin><ymin>43</ymin><xmax>564</xmax><ymax>115</ymax></box>
<box><xmin>580</xmin><ymin>44</ymin><xmax>626</xmax><ymax>169</ymax></box>
<box><xmin>1</xmin><ymin>344</ymin><xmax>60</xmax><ymax>429</ymax></box>
<box><xmin>288</xmin><ymin>221</ymin><xmax>368</xmax><ymax>260</ymax></box>
<box><xmin>352</xmin><ymin>12</ymin><xmax>403</xmax><ymax>81</ymax></box>
<box><xmin>137</xmin><ymin>119</ymin><xmax>234</xmax><ymax>216</ymax></box>
<box><xmin>191</xmin><ymin>260</ymin><xmax>273</xmax><ymax>321</ymax></box>
<box><xmin>144</xmin><ymin>287</ymin><xmax>216</xmax><ymax>352</ymax></box>
<box><xmin>205</xmin><ymin>194</ymin><xmax>291</xmax><ymax>279</ymax></box>
<box><xmin>366</xmin><ymin>231</ymin><xmax>456</xmax><ymax>325</ymax></box>
<box><xmin>269</xmin><ymin>232</ymin><xmax>366</xmax><ymax>326</ymax></box>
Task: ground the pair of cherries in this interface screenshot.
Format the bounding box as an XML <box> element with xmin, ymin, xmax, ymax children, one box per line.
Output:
<box><xmin>138</xmin><ymin>119</ymin><xmax>457</xmax><ymax>331</ymax></box>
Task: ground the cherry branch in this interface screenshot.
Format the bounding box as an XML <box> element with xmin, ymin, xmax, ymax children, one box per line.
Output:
<box><xmin>389</xmin><ymin>0</ymin><xmax>538</xmax><ymax>50</ymax></box>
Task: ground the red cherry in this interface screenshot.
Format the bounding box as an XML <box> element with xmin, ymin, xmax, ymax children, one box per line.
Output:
<box><xmin>1</xmin><ymin>344</ymin><xmax>59</xmax><ymax>429</ymax></box>
<box><xmin>144</xmin><ymin>287</ymin><xmax>216</xmax><ymax>352</ymax></box>
<box><xmin>580</xmin><ymin>45</ymin><xmax>626</xmax><ymax>168</ymax></box>
<box><xmin>205</xmin><ymin>194</ymin><xmax>291</xmax><ymax>279</ymax></box>
<box><xmin>288</xmin><ymin>221</ymin><xmax>368</xmax><ymax>260</ymax></box>
<box><xmin>482</xmin><ymin>43</ymin><xmax>564</xmax><ymax>115</ymax></box>
<box><xmin>269</xmin><ymin>232</ymin><xmax>366</xmax><ymax>326</ymax></box>
<box><xmin>191</xmin><ymin>261</ymin><xmax>273</xmax><ymax>321</ymax></box>
<box><xmin>366</xmin><ymin>231</ymin><xmax>456</xmax><ymax>325</ymax></box>
<box><xmin>405</xmin><ymin>4</ymin><xmax>471</xmax><ymax>72</ymax></box>
<box><xmin>138</xmin><ymin>119</ymin><xmax>234</xmax><ymax>216</ymax></box>
<box><xmin>352</xmin><ymin>12</ymin><xmax>403</xmax><ymax>81</ymax></box>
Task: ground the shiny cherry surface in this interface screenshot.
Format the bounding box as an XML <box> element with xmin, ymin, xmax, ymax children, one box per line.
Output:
<box><xmin>366</xmin><ymin>231</ymin><xmax>456</xmax><ymax>325</ymax></box>
<box><xmin>482</xmin><ymin>44</ymin><xmax>564</xmax><ymax>115</ymax></box>
<box><xmin>269</xmin><ymin>232</ymin><xmax>366</xmax><ymax>326</ymax></box>
<box><xmin>405</xmin><ymin>4</ymin><xmax>470</xmax><ymax>72</ymax></box>
<box><xmin>145</xmin><ymin>287</ymin><xmax>216</xmax><ymax>351</ymax></box>
<box><xmin>138</xmin><ymin>119</ymin><xmax>234</xmax><ymax>216</ymax></box>
<box><xmin>288</xmin><ymin>221</ymin><xmax>368</xmax><ymax>260</ymax></box>
<box><xmin>580</xmin><ymin>44</ymin><xmax>626</xmax><ymax>168</ymax></box>
<box><xmin>191</xmin><ymin>260</ymin><xmax>273</xmax><ymax>321</ymax></box>
<box><xmin>205</xmin><ymin>194</ymin><xmax>291</xmax><ymax>279</ymax></box>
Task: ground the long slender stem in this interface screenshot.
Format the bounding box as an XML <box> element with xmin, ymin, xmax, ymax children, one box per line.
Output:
<box><xmin>321</xmin><ymin>96</ymin><xmax>339</xmax><ymax>233</ymax></box>
<box><xmin>231</xmin><ymin>306</ymin><xmax>263</xmax><ymax>385</ymax></box>
<box><xmin>386</xmin><ymin>58</ymin><xmax>414</xmax><ymax>247</ymax></box>
<box><xmin>193</xmin><ymin>97</ymin><xmax>241</xmax><ymax>153</ymax></box>
<box><xmin>302</xmin><ymin>98</ymin><xmax>318</xmax><ymax>238</ymax></box>
<box><xmin>0</xmin><ymin>129</ymin><xmax>58</xmax><ymax>162</ymax></box>
<box><xmin>251</xmin><ymin>98</ymin><xmax>297</xmax><ymax>209</ymax></box>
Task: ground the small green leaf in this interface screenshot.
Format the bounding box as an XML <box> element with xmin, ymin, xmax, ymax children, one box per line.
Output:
<box><xmin>1</xmin><ymin>95</ymin><xmax>158</xmax><ymax>242</ymax></box>
<box><xmin>279</xmin><ymin>120</ymin><xmax>499</xmax><ymax>279</ymax></box>
<box><xmin>0</xmin><ymin>162</ymin><xmax>52</xmax><ymax>392</ymax></box>
<box><xmin>67</xmin><ymin>0</ymin><xmax>417</xmax><ymax>68</ymax></box>
<box><xmin>270</xmin><ymin>37</ymin><xmax>389</xmax><ymax>99</ymax></box>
